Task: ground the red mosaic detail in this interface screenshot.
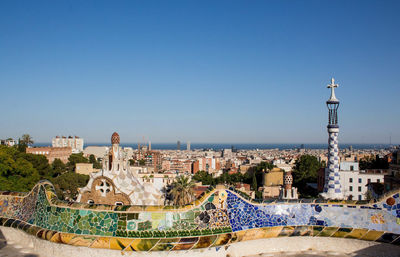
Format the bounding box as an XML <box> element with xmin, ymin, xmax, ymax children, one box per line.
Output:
<box><xmin>386</xmin><ymin>197</ymin><xmax>395</xmax><ymax>206</ymax></box>
<box><xmin>111</xmin><ymin>132</ymin><xmax>120</xmax><ymax>144</ymax></box>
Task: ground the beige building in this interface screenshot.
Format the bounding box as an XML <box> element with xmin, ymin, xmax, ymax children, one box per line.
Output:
<box><xmin>83</xmin><ymin>146</ymin><xmax>109</xmax><ymax>159</ymax></box>
<box><xmin>260</xmin><ymin>168</ymin><xmax>284</xmax><ymax>199</ymax></box>
<box><xmin>239</xmin><ymin>164</ymin><xmax>252</xmax><ymax>174</ymax></box>
<box><xmin>26</xmin><ymin>147</ymin><xmax>72</xmax><ymax>163</ymax></box>
<box><xmin>263</xmin><ymin>168</ymin><xmax>284</xmax><ymax>186</ymax></box>
<box><xmin>75</xmin><ymin>163</ymin><xmax>99</xmax><ymax>175</ymax></box>
<box><xmin>260</xmin><ymin>185</ymin><xmax>281</xmax><ymax>199</ymax></box>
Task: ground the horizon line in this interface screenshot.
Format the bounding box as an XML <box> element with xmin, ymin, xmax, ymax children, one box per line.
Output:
<box><xmin>34</xmin><ymin>142</ymin><xmax>399</xmax><ymax>145</ymax></box>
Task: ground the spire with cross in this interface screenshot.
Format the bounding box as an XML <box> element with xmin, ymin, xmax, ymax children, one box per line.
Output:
<box><xmin>321</xmin><ymin>77</ymin><xmax>343</xmax><ymax>200</ymax></box>
<box><xmin>327</xmin><ymin>77</ymin><xmax>339</xmax><ymax>102</ymax></box>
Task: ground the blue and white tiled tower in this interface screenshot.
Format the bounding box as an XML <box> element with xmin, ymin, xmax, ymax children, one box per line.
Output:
<box><xmin>321</xmin><ymin>78</ymin><xmax>343</xmax><ymax>200</ymax></box>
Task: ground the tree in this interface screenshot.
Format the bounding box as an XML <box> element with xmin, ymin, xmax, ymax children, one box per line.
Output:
<box><xmin>138</xmin><ymin>159</ymin><xmax>146</xmax><ymax>166</ymax></box>
<box><xmin>20</xmin><ymin>134</ymin><xmax>34</xmax><ymax>146</ymax></box>
<box><xmin>359</xmin><ymin>155</ymin><xmax>389</xmax><ymax>170</ymax></box>
<box><xmin>251</xmin><ymin>174</ymin><xmax>258</xmax><ymax>191</ymax></box>
<box><xmin>89</xmin><ymin>154</ymin><xmax>102</xmax><ymax>169</ymax></box>
<box><xmin>245</xmin><ymin>161</ymin><xmax>276</xmax><ymax>190</ymax></box>
<box><xmin>0</xmin><ymin>145</ymin><xmax>40</xmax><ymax>192</ymax></box>
<box><xmin>292</xmin><ymin>155</ymin><xmax>322</xmax><ymax>197</ymax></box>
<box><xmin>66</xmin><ymin>153</ymin><xmax>89</xmax><ymax>172</ymax></box>
<box><xmin>293</xmin><ymin>155</ymin><xmax>321</xmax><ymax>182</ymax></box>
<box><xmin>20</xmin><ymin>152</ymin><xmax>51</xmax><ymax>178</ymax></box>
<box><xmin>193</xmin><ymin>170</ymin><xmax>215</xmax><ymax>185</ymax></box>
<box><xmin>51</xmin><ymin>158</ymin><xmax>67</xmax><ymax>177</ymax></box>
<box><xmin>170</xmin><ymin>175</ymin><xmax>195</xmax><ymax>206</ymax></box>
<box><xmin>257</xmin><ymin>161</ymin><xmax>275</xmax><ymax>172</ymax></box>
<box><xmin>51</xmin><ymin>172</ymin><xmax>89</xmax><ymax>200</ymax></box>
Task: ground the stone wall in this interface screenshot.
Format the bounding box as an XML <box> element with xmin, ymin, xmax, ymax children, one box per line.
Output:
<box><xmin>0</xmin><ymin>181</ymin><xmax>399</xmax><ymax>253</ymax></box>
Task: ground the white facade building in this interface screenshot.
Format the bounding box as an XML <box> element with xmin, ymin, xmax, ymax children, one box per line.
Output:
<box><xmin>52</xmin><ymin>136</ymin><xmax>84</xmax><ymax>153</ymax></box>
<box><xmin>0</xmin><ymin>139</ymin><xmax>16</xmax><ymax>146</ymax></box>
<box><xmin>273</xmin><ymin>159</ymin><xmax>292</xmax><ymax>172</ymax></box>
<box><xmin>339</xmin><ymin>161</ymin><xmax>386</xmax><ymax>200</ymax></box>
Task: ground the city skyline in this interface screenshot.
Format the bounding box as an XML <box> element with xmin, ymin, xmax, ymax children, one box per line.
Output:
<box><xmin>1</xmin><ymin>1</ymin><xmax>400</xmax><ymax>144</ymax></box>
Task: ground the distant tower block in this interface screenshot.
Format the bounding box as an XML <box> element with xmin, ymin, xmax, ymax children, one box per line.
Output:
<box><xmin>149</xmin><ymin>141</ymin><xmax>151</xmax><ymax>151</ymax></box>
<box><xmin>177</xmin><ymin>140</ymin><xmax>181</xmax><ymax>151</ymax></box>
<box><xmin>321</xmin><ymin>78</ymin><xmax>344</xmax><ymax>200</ymax></box>
<box><xmin>187</xmin><ymin>141</ymin><xmax>191</xmax><ymax>151</ymax></box>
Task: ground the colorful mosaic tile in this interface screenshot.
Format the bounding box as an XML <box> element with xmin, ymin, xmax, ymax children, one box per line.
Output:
<box><xmin>1</xmin><ymin>181</ymin><xmax>400</xmax><ymax>251</ymax></box>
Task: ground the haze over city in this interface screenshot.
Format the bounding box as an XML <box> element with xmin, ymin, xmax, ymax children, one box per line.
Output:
<box><xmin>1</xmin><ymin>0</ymin><xmax>399</xmax><ymax>144</ymax></box>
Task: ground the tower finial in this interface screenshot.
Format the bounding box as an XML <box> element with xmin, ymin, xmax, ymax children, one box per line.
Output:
<box><xmin>327</xmin><ymin>77</ymin><xmax>339</xmax><ymax>102</ymax></box>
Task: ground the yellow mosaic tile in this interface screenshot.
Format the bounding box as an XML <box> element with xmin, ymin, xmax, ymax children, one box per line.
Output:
<box><xmin>192</xmin><ymin>235</ymin><xmax>218</xmax><ymax>249</ymax></box>
<box><xmin>90</xmin><ymin>237</ymin><xmax>110</xmax><ymax>249</ymax></box>
<box><xmin>260</xmin><ymin>226</ymin><xmax>284</xmax><ymax>238</ymax></box>
<box><xmin>331</xmin><ymin>227</ymin><xmax>353</xmax><ymax>238</ymax></box>
<box><xmin>211</xmin><ymin>233</ymin><xmax>232</xmax><ymax>247</ymax></box>
<box><xmin>145</xmin><ymin>206</ymin><xmax>164</xmax><ymax>212</ymax></box>
<box><xmin>344</xmin><ymin>228</ymin><xmax>369</xmax><ymax>240</ymax></box>
<box><xmin>109</xmin><ymin>237</ymin><xmax>135</xmax><ymax>250</ymax></box>
<box><xmin>150</xmin><ymin>238</ymin><xmax>180</xmax><ymax>251</ymax></box>
<box><xmin>361</xmin><ymin>230</ymin><xmax>385</xmax><ymax>241</ymax></box>
<box><xmin>230</xmin><ymin>230</ymin><xmax>247</xmax><ymax>243</ymax></box>
<box><xmin>278</xmin><ymin>226</ymin><xmax>295</xmax><ymax>237</ymax></box>
<box><xmin>241</xmin><ymin>228</ymin><xmax>267</xmax><ymax>241</ymax></box>
<box><xmin>59</xmin><ymin>233</ymin><xmax>75</xmax><ymax>244</ymax></box>
<box><xmin>129</xmin><ymin>239</ymin><xmax>160</xmax><ymax>251</ymax></box>
<box><xmin>68</xmin><ymin>235</ymin><xmax>97</xmax><ymax>247</ymax></box>
<box><xmin>49</xmin><ymin>232</ymin><xmax>62</xmax><ymax>244</ymax></box>
<box><xmin>311</xmin><ymin>226</ymin><xmax>324</xmax><ymax>236</ymax></box>
<box><xmin>292</xmin><ymin>226</ymin><xmax>312</xmax><ymax>237</ymax></box>
<box><xmin>317</xmin><ymin>227</ymin><xmax>338</xmax><ymax>237</ymax></box>
<box><xmin>45</xmin><ymin>230</ymin><xmax>57</xmax><ymax>241</ymax></box>
<box><xmin>172</xmin><ymin>238</ymin><xmax>199</xmax><ymax>250</ymax></box>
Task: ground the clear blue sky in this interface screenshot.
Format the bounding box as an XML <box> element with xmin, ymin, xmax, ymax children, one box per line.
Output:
<box><xmin>1</xmin><ymin>0</ymin><xmax>399</xmax><ymax>144</ymax></box>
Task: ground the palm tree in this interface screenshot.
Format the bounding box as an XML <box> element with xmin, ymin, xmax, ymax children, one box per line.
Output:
<box><xmin>170</xmin><ymin>175</ymin><xmax>195</xmax><ymax>206</ymax></box>
<box><xmin>20</xmin><ymin>134</ymin><xmax>34</xmax><ymax>146</ymax></box>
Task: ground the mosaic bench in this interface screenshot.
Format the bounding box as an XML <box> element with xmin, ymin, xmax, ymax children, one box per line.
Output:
<box><xmin>0</xmin><ymin>180</ymin><xmax>399</xmax><ymax>251</ymax></box>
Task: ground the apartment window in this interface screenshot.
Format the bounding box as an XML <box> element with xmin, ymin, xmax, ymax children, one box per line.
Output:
<box><xmin>358</xmin><ymin>186</ymin><xmax>362</xmax><ymax>192</ymax></box>
<box><xmin>350</xmin><ymin>165</ymin><xmax>354</xmax><ymax>171</ymax></box>
<box><xmin>115</xmin><ymin>202</ymin><xmax>123</xmax><ymax>206</ymax></box>
<box><xmin>349</xmin><ymin>186</ymin><xmax>353</xmax><ymax>192</ymax></box>
<box><xmin>349</xmin><ymin>178</ymin><xmax>353</xmax><ymax>183</ymax></box>
<box><xmin>358</xmin><ymin>195</ymin><xmax>362</xmax><ymax>200</ymax></box>
<box><xmin>358</xmin><ymin>178</ymin><xmax>362</xmax><ymax>183</ymax></box>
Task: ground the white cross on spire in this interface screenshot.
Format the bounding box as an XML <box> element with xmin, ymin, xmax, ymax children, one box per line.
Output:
<box><xmin>327</xmin><ymin>77</ymin><xmax>339</xmax><ymax>101</ymax></box>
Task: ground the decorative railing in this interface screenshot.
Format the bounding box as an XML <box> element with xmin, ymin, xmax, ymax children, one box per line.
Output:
<box><xmin>0</xmin><ymin>180</ymin><xmax>399</xmax><ymax>251</ymax></box>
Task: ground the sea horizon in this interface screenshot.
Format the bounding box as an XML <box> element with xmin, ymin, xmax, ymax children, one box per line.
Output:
<box><xmin>32</xmin><ymin>142</ymin><xmax>397</xmax><ymax>150</ymax></box>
